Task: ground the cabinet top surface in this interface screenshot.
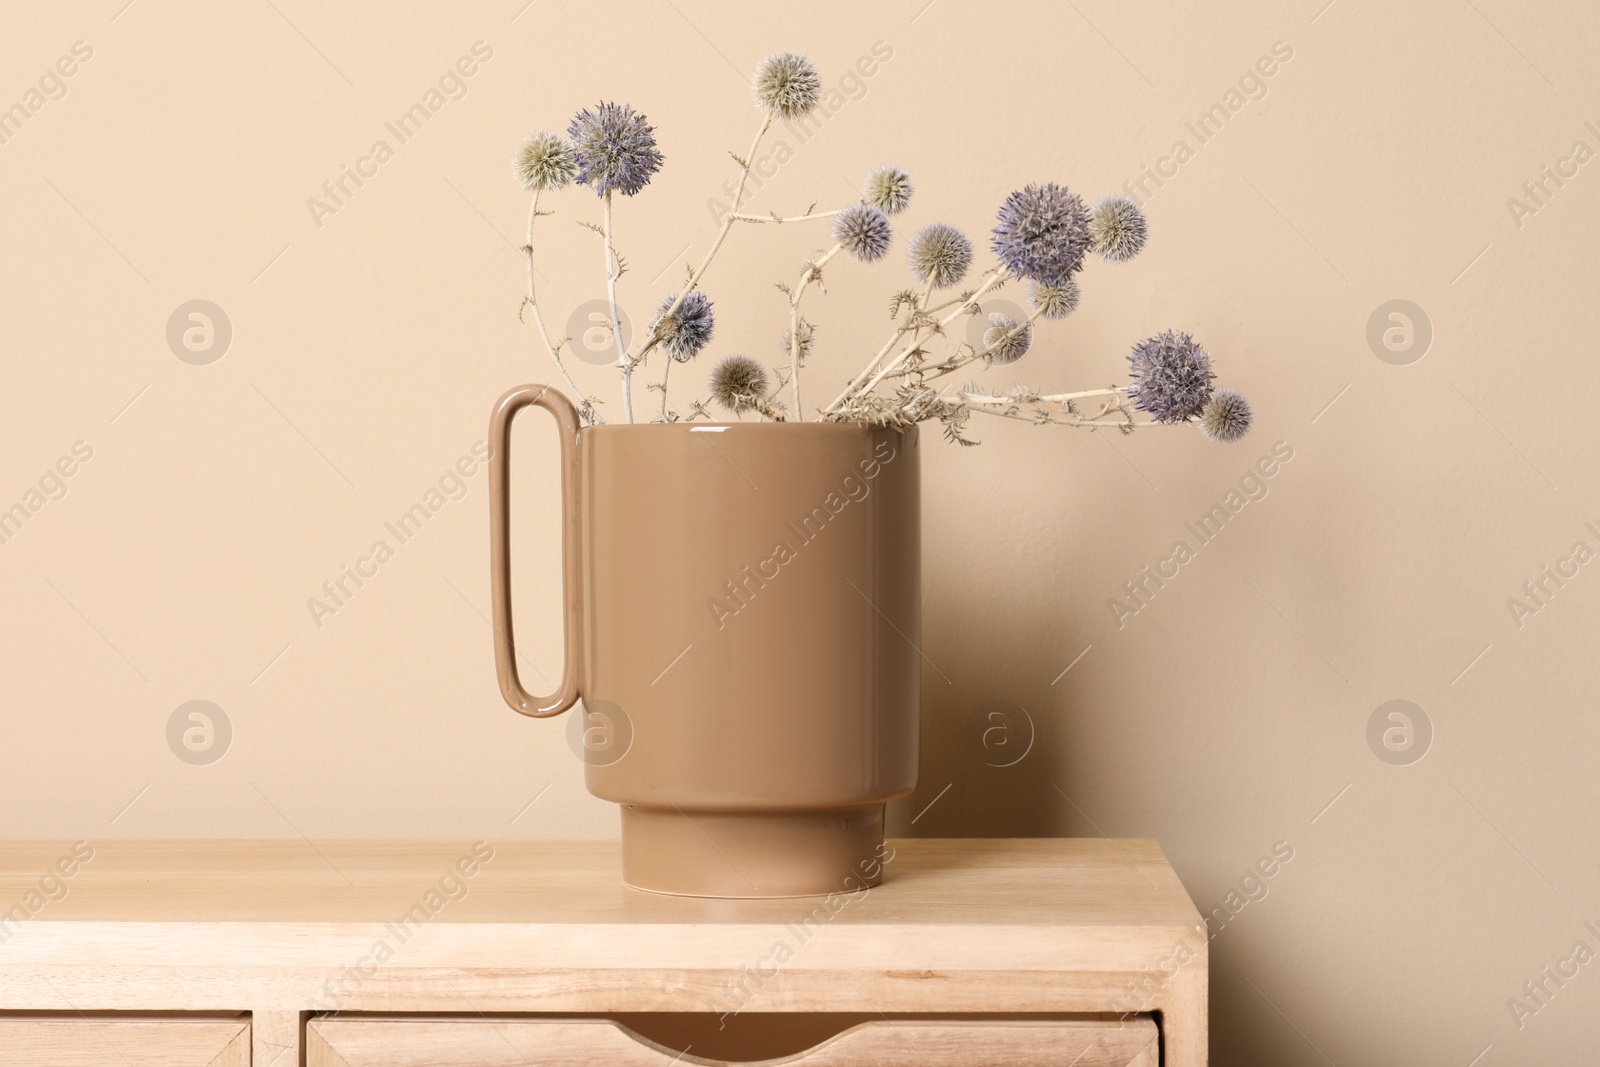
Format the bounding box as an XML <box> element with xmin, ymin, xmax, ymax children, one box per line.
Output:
<box><xmin>0</xmin><ymin>838</ymin><xmax>1198</xmax><ymax>929</ymax></box>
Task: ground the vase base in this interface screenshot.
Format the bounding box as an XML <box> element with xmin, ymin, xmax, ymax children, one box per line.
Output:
<box><xmin>620</xmin><ymin>805</ymin><xmax>886</xmax><ymax>898</ymax></box>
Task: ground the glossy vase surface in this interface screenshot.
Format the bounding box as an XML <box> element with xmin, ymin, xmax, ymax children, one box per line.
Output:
<box><xmin>489</xmin><ymin>385</ymin><xmax>920</xmax><ymax>897</ymax></box>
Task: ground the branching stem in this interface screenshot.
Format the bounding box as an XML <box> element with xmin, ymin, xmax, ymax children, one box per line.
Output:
<box><xmin>849</xmin><ymin>269</ymin><xmax>1009</xmax><ymax>401</ymax></box>
<box><xmin>786</xmin><ymin>242</ymin><xmax>842</xmax><ymax>422</ymax></box>
<box><xmin>523</xmin><ymin>191</ymin><xmax>600</xmax><ymax>423</ymax></box>
<box><xmin>657</xmin><ymin>355</ymin><xmax>674</xmax><ymax>422</ymax></box>
<box><xmin>960</xmin><ymin>400</ymin><xmax>1154</xmax><ymax>429</ymax></box>
<box><xmin>729</xmin><ymin>208</ymin><xmax>842</xmax><ymax>224</ymax></box>
<box><xmin>601</xmin><ymin>191</ymin><xmax>632</xmax><ymax>422</ymax></box>
<box><xmin>823</xmin><ymin>278</ymin><xmax>963</xmax><ymax>416</ymax></box>
<box><xmin>630</xmin><ymin>115</ymin><xmax>773</xmax><ymax>372</ymax></box>
<box><xmin>901</xmin><ymin>306</ymin><xmax>1045</xmax><ymax>386</ymax></box>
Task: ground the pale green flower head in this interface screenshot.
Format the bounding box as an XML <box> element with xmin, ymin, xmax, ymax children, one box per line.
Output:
<box><xmin>753</xmin><ymin>53</ymin><xmax>821</xmax><ymax>119</ymax></box>
<box><xmin>513</xmin><ymin>130</ymin><xmax>577</xmax><ymax>192</ymax></box>
<box><xmin>864</xmin><ymin>165</ymin><xmax>914</xmax><ymax>215</ymax></box>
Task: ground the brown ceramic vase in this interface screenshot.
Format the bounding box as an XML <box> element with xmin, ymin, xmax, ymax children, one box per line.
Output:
<box><xmin>488</xmin><ymin>385</ymin><xmax>921</xmax><ymax>898</ymax></box>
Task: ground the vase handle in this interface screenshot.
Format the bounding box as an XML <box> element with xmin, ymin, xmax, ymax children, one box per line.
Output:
<box><xmin>488</xmin><ymin>384</ymin><xmax>583</xmax><ymax>717</ymax></box>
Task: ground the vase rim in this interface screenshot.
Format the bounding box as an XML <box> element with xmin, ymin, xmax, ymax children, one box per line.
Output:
<box><xmin>582</xmin><ymin>421</ymin><xmax>914</xmax><ymax>435</ymax></box>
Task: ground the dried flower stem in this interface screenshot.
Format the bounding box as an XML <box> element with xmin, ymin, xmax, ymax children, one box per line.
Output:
<box><xmin>728</xmin><ymin>208</ymin><xmax>842</xmax><ymax>224</ymax></box>
<box><xmin>899</xmin><ymin>306</ymin><xmax>1045</xmax><ymax>386</ymax></box>
<box><xmin>823</xmin><ymin>281</ymin><xmax>958</xmax><ymax>416</ymax></box>
<box><xmin>787</xmin><ymin>242</ymin><xmax>843</xmax><ymax>421</ymax></box>
<box><xmin>523</xmin><ymin>192</ymin><xmax>600</xmax><ymax>423</ymax></box>
<box><xmin>965</xmin><ymin>386</ymin><xmax>1127</xmax><ymax>405</ymax></box>
<box><xmin>630</xmin><ymin>115</ymin><xmax>773</xmax><ymax>374</ymax></box>
<box><xmin>923</xmin><ymin>291</ymin><xmax>977</xmax><ymax>316</ymax></box>
<box><xmin>825</xmin><ymin>326</ymin><xmax>912</xmax><ymax>417</ymax></box>
<box><xmin>656</xmin><ymin>356</ymin><xmax>674</xmax><ymax>422</ymax></box>
<box><xmin>601</xmin><ymin>191</ymin><xmax>633</xmax><ymax>422</ymax></box>
<box><xmin>956</xmin><ymin>385</ymin><xmax>1155</xmax><ymax>430</ymax></box>
<box><xmin>963</xmin><ymin>400</ymin><xmax>1154</xmax><ymax>429</ymax></box>
<box><xmin>849</xmin><ymin>269</ymin><xmax>1009</xmax><ymax>400</ymax></box>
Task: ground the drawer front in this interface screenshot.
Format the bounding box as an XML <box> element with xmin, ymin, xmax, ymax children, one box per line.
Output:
<box><xmin>0</xmin><ymin>1017</ymin><xmax>249</xmax><ymax>1067</ymax></box>
<box><xmin>309</xmin><ymin>1016</ymin><xmax>1158</xmax><ymax>1067</ymax></box>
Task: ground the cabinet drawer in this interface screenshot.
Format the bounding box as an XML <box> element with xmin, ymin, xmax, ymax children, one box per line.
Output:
<box><xmin>0</xmin><ymin>1016</ymin><xmax>249</xmax><ymax>1066</ymax></box>
<box><xmin>309</xmin><ymin>1015</ymin><xmax>1158</xmax><ymax>1066</ymax></box>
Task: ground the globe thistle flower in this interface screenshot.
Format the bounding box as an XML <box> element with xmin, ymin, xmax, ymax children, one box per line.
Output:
<box><xmin>752</xmin><ymin>53</ymin><xmax>821</xmax><ymax>119</ymax></box>
<box><xmin>709</xmin><ymin>355</ymin><xmax>771</xmax><ymax>413</ymax></box>
<box><xmin>512</xmin><ymin>130</ymin><xmax>577</xmax><ymax>192</ymax></box>
<box><xmin>1089</xmin><ymin>195</ymin><xmax>1148</xmax><ymax>263</ymax></box>
<box><xmin>863</xmin><ymin>165</ymin><xmax>914</xmax><ymax>215</ymax></box>
<box><xmin>832</xmin><ymin>203</ymin><xmax>893</xmax><ymax>262</ymax></box>
<box><xmin>651</xmin><ymin>292</ymin><xmax>715</xmax><ymax>363</ymax></box>
<box><xmin>981</xmin><ymin>314</ymin><xmax>1033</xmax><ymax>366</ymax></box>
<box><xmin>1200</xmin><ymin>388</ymin><xmax>1252</xmax><ymax>442</ymax></box>
<box><xmin>567</xmin><ymin>102</ymin><xmax>663</xmax><ymax>197</ymax></box>
<box><xmin>990</xmin><ymin>183</ymin><xmax>1092</xmax><ymax>285</ymax></box>
<box><xmin>781</xmin><ymin>322</ymin><xmax>814</xmax><ymax>364</ymax></box>
<box><xmin>1028</xmin><ymin>278</ymin><xmax>1080</xmax><ymax>320</ymax></box>
<box><xmin>908</xmin><ymin>223</ymin><xmax>973</xmax><ymax>289</ymax></box>
<box><xmin>1126</xmin><ymin>330</ymin><xmax>1216</xmax><ymax>423</ymax></box>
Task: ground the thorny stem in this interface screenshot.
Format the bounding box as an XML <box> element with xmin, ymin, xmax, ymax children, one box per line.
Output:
<box><xmin>964</xmin><ymin>385</ymin><xmax>1128</xmax><ymax>405</ymax></box>
<box><xmin>849</xmin><ymin>270</ymin><xmax>1009</xmax><ymax>402</ymax></box>
<box><xmin>900</xmin><ymin>306</ymin><xmax>1046</xmax><ymax>385</ymax></box>
<box><xmin>956</xmin><ymin>385</ymin><xmax>1151</xmax><ymax>430</ymax></box>
<box><xmin>630</xmin><ymin>115</ymin><xmax>773</xmax><ymax>374</ymax></box>
<box><xmin>960</xmin><ymin>399</ymin><xmax>1156</xmax><ymax>430</ymax></box>
<box><xmin>923</xmin><ymin>292</ymin><xmax>974</xmax><ymax>317</ymax></box>
<box><xmin>729</xmin><ymin>394</ymin><xmax>788</xmax><ymax>422</ymax></box>
<box><xmin>823</xmin><ymin>280</ymin><xmax>955</xmax><ymax>416</ymax></box>
<box><xmin>656</xmin><ymin>354</ymin><xmax>674</xmax><ymax>421</ymax></box>
<box><xmin>828</xmin><ymin>324</ymin><xmax>914</xmax><ymax>413</ymax></box>
<box><xmin>788</xmin><ymin>242</ymin><xmax>843</xmax><ymax>422</ymax></box>
<box><xmin>523</xmin><ymin>192</ymin><xmax>599</xmax><ymax>422</ymax></box>
<box><xmin>602</xmin><ymin>191</ymin><xmax>632</xmax><ymax>422</ymax></box>
<box><xmin>728</xmin><ymin>208</ymin><xmax>842</xmax><ymax>224</ymax></box>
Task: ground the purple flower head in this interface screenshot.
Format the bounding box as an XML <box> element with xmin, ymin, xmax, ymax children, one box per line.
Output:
<box><xmin>652</xmin><ymin>291</ymin><xmax>715</xmax><ymax>363</ymax></box>
<box><xmin>832</xmin><ymin>203</ymin><xmax>893</xmax><ymax>262</ymax></box>
<box><xmin>990</xmin><ymin>183</ymin><xmax>1091</xmax><ymax>285</ymax></box>
<box><xmin>567</xmin><ymin>102</ymin><xmax>663</xmax><ymax>197</ymax></box>
<box><xmin>1127</xmin><ymin>330</ymin><xmax>1216</xmax><ymax>423</ymax></box>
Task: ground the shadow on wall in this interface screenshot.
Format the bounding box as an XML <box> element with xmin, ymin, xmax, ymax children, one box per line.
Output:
<box><xmin>880</xmin><ymin>443</ymin><xmax>1404</xmax><ymax>1067</ymax></box>
<box><xmin>884</xmin><ymin>615</ymin><xmax>1072</xmax><ymax>840</ymax></box>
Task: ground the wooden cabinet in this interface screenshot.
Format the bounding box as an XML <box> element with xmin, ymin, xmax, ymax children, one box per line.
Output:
<box><xmin>0</xmin><ymin>839</ymin><xmax>1206</xmax><ymax>1065</ymax></box>
<box><xmin>307</xmin><ymin>1016</ymin><xmax>1159</xmax><ymax>1066</ymax></box>
<box><xmin>0</xmin><ymin>1017</ymin><xmax>248</xmax><ymax>1067</ymax></box>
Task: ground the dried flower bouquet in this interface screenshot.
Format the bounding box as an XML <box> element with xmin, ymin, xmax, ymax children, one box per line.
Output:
<box><xmin>511</xmin><ymin>52</ymin><xmax>1251</xmax><ymax>446</ymax></box>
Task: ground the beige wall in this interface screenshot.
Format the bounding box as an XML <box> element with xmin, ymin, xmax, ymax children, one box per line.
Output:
<box><xmin>3</xmin><ymin>0</ymin><xmax>1598</xmax><ymax>1060</ymax></box>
